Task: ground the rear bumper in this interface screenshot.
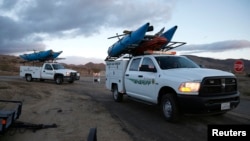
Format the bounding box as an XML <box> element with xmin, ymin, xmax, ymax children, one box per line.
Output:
<box><xmin>177</xmin><ymin>92</ymin><xmax>240</xmax><ymax>114</ymax></box>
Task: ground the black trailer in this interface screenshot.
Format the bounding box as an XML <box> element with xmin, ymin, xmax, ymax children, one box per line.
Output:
<box><xmin>0</xmin><ymin>100</ymin><xmax>22</xmax><ymax>134</ymax></box>
<box><xmin>1</xmin><ymin>99</ymin><xmax>57</xmax><ymax>135</ymax></box>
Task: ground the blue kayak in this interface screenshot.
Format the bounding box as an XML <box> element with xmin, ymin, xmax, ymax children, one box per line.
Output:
<box><xmin>160</xmin><ymin>25</ymin><xmax>178</xmax><ymax>48</ymax></box>
<box><xmin>51</xmin><ymin>51</ymin><xmax>63</xmax><ymax>59</ymax></box>
<box><xmin>107</xmin><ymin>22</ymin><xmax>150</xmax><ymax>57</ymax></box>
<box><xmin>20</xmin><ymin>50</ymin><xmax>52</xmax><ymax>61</ymax></box>
<box><xmin>20</xmin><ymin>50</ymin><xmax>62</xmax><ymax>61</ymax></box>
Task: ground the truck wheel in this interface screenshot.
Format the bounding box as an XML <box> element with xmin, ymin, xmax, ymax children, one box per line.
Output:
<box><xmin>161</xmin><ymin>94</ymin><xmax>179</xmax><ymax>122</ymax></box>
<box><xmin>25</xmin><ymin>74</ymin><xmax>33</xmax><ymax>82</ymax></box>
<box><xmin>112</xmin><ymin>85</ymin><xmax>123</xmax><ymax>102</ymax></box>
<box><xmin>55</xmin><ymin>76</ymin><xmax>63</xmax><ymax>85</ymax></box>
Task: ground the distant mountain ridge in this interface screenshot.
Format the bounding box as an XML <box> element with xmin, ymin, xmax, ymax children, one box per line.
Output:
<box><xmin>0</xmin><ymin>54</ymin><xmax>249</xmax><ymax>73</ymax></box>
<box><xmin>57</xmin><ymin>56</ymin><xmax>105</xmax><ymax>65</ymax></box>
<box><xmin>185</xmin><ymin>55</ymin><xmax>250</xmax><ymax>73</ymax></box>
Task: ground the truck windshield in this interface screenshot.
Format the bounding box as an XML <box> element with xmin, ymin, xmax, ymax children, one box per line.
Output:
<box><xmin>155</xmin><ymin>56</ymin><xmax>200</xmax><ymax>70</ymax></box>
<box><xmin>52</xmin><ymin>64</ymin><xmax>65</xmax><ymax>70</ymax></box>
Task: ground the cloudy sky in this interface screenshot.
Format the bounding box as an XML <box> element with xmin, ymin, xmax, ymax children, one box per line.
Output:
<box><xmin>0</xmin><ymin>0</ymin><xmax>249</xmax><ymax>64</ymax></box>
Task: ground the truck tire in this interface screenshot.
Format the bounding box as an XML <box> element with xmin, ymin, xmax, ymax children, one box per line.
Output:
<box><xmin>55</xmin><ymin>76</ymin><xmax>63</xmax><ymax>85</ymax></box>
<box><xmin>112</xmin><ymin>85</ymin><xmax>123</xmax><ymax>102</ymax></box>
<box><xmin>25</xmin><ymin>74</ymin><xmax>33</xmax><ymax>82</ymax></box>
<box><xmin>161</xmin><ymin>94</ymin><xmax>179</xmax><ymax>122</ymax></box>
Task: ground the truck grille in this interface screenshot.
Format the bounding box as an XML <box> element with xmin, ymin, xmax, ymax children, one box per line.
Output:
<box><xmin>199</xmin><ymin>77</ymin><xmax>237</xmax><ymax>96</ymax></box>
<box><xmin>70</xmin><ymin>72</ymin><xmax>77</xmax><ymax>76</ymax></box>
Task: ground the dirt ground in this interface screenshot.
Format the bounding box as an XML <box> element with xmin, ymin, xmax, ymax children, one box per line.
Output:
<box><xmin>1</xmin><ymin>73</ymin><xmax>249</xmax><ymax>141</ymax></box>
<box><xmin>0</xmin><ymin>77</ymin><xmax>132</xmax><ymax>141</ymax></box>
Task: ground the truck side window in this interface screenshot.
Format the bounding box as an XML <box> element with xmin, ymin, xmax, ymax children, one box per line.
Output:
<box><xmin>141</xmin><ymin>57</ymin><xmax>155</xmax><ymax>70</ymax></box>
<box><xmin>45</xmin><ymin>64</ymin><xmax>53</xmax><ymax>70</ymax></box>
<box><xmin>129</xmin><ymin>58</ymin><xmax>141</xmax><ymax>71</ymax></box>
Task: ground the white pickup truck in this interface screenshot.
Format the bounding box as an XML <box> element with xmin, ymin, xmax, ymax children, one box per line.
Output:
<box><xmin>20</xmin><ymin>63</ymin><xmax>80</xmax><ymax>84</ymax></box>
<box><xmin>105</xmin><ymin>53</ymin><xmax>240</xmax><ymax>122</ymax></box>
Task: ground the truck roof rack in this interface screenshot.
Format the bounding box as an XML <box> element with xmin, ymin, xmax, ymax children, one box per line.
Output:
<box><xmin>105</xmin><ymin>54</ymin><xmax>132</xmax><ymax>61</ymax></box>
<box><xmin>161</xmin><ymin>41</ymin><xmax>186</xmax><ymax>51</ymax></box>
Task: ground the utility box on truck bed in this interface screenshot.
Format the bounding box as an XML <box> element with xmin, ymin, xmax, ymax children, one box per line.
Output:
<box><xmin>106</xmin><ymin>58</ymin><xmax>130</xmax><ymax>94</ymax></box>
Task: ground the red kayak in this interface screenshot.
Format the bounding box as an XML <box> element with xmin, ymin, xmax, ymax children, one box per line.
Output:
<box><xmin>133</xmin><ymin>36</ymin><xmax>167</xmax><ymax>55</ymax></box>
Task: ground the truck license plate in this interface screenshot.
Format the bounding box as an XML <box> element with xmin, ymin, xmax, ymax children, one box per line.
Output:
<box><xmin>221</xmin><ymin>102</ymin><xmax>230</xmax><ymax>110</ymax></box>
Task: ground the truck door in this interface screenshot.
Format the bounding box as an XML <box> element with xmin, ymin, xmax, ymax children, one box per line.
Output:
<box><xmin>41</xmin><ymin>64</ymin><xmax>54</xmax><ymax>79</ymax></box>
<box><xmin>137</xmin><ymin>57</ymin><xmax>157</xmax><ymax>102</ymax></box>
<box><xmin>124</xmin><ymin>57</ymin><xmax>142</xmax><ymax>98</ymax></box>
<box><xmin>125</xmin><ymin>57</ymin><xmax>157</xmax><ymax>102</ymax></box>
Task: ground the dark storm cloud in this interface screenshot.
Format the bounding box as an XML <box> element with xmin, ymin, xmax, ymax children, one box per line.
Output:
<box><xmin>0</xmin><ymin>0</ymin><xmax>176</xmax><ymax>54</ymax></box>
<box><xmin>0</xmin><ymin>15</ymin><xmax>46</xmax><ymax>53</ymax></box>
<box><xmin>177</xmin><ymin>40</ymin><xmax>250</xmax><ymax>53</ymax></box>
<box><xmin>0</xmin><ymin>0</ymin><xmax>19</xmax><ymax>10</ymax></box>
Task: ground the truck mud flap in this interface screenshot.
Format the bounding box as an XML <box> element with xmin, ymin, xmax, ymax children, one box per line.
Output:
<box><xmin>87</xmin><ymin>127</ymin><xmax>97</xmax><ymax>141</ymax></box>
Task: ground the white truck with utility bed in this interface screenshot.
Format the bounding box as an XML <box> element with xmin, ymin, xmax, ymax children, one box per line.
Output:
<box><xmin>105</xmin><ymin>53</ymin><xmax>240</xmax><ymax>122</ymax></box>
<box><xmin>20</xmin><ymin>62</ymin><xmax>80</xmax><ymax>84</ymax></box>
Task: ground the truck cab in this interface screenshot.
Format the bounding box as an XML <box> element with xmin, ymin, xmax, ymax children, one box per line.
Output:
<box><xmin>106</xmin><ymin>53</ymin><xmax>240</xmax><ymax>122</ymax></box>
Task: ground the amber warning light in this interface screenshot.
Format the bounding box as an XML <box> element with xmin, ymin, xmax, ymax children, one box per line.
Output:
<box><xmin>144</xmin><ymin>50</ymin><xmax>176</xmax><ymax>55</ymax></box>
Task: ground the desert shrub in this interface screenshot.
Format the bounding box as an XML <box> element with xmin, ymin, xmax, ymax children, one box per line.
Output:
<box><xmin>0</xmin><ymin>63</ymin><xmax>11</xmax><ymax>71</ymax></box>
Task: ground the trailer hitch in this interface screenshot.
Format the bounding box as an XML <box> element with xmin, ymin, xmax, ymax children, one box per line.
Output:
<box><xmin>10</xmin><ymin>121</ymin><xmax>57</xmax><ymax>132</ymax></box>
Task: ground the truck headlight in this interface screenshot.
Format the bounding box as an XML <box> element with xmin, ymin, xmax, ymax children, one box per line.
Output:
<box><xmin>66</xmin><ymin>72</ymin><xmax>70</xmax><ymax>76</ymax></box>
<box><xmin>179</xmin><ymin>82</ymin><xmax>200</xmax><ymax>93</ymax></box>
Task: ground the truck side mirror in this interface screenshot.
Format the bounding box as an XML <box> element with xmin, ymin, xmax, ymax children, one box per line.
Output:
<box><xmin>199</xmin><ymin>64</ymin><xmax>205</xmax><ymax>68</ymax></box>
<box><xmin>139</xmin><ymin>65</ymin><xmax>157</xmax><ymax>72</ymax></box>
